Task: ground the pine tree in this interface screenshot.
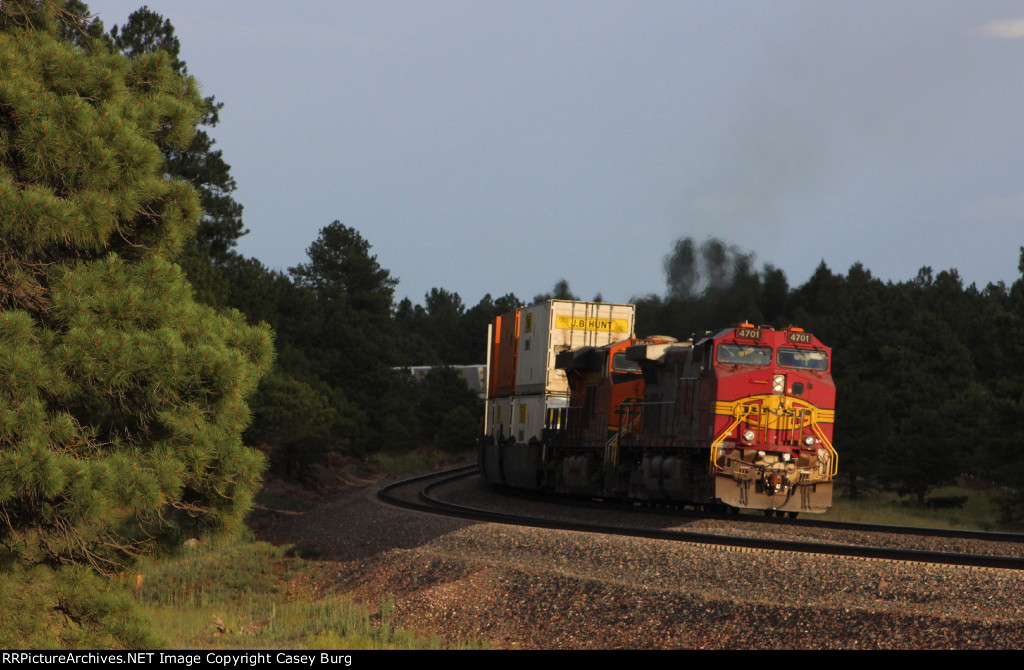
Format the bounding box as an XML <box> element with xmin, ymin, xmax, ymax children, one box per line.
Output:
<box><xmin>0</xmin><ymin>1</ymin><xmax>271</xmax><ymax>645</ymax></box>
<box><xmin>288</xmin><ymin>221</ymin><xmax>409</xmax><ymax>452</ymax></box>
<box><xmin>109</xmin><ymin>5</ymin><xmax>247</xmax><ymax>263</ymax></box>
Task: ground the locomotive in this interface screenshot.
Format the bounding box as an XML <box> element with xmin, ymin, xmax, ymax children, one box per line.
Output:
<box><xmin>480</xmin><ymin>300</ymin><xmax>837</xmax><ymax>514</ymax></box>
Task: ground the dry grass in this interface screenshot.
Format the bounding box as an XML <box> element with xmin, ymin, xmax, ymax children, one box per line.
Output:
<box><xmin>131</xmin><ymin>533</ymin><xmax>480</xmax><ymax>649</ymax></box>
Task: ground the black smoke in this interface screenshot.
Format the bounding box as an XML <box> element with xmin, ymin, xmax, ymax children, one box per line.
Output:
<box><xmin>664</xmin><ymin>237</ymin><xmax>756</xmax><ymax>299</ymax></box>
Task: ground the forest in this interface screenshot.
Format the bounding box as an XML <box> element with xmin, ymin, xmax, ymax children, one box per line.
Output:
<box><xmin>2</xmin><ymin>0</ymin><xmax>1024</xmax><ymax>646</ymax></box>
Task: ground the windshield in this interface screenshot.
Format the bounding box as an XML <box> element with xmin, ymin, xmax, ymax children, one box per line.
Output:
<box><xmin>717</xmin><ymin>343</ymin><xmax>772</xmax><ymax>366</ymax></box>
<box><xmin>777</xmin><ymin>347</ymin><xmax>828</xmax><ymax>371</ymax></box>
<box><xmin>612</xmin><ymin>352</ymin><xmax>641</xmax><ymax>373</ymax></box>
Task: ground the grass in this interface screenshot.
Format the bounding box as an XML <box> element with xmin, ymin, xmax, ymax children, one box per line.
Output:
<box><xmin>821</xmin><ymin>484</ymin><xmax>1014</xmax><ymax>531</ymax></box>
<box><xmin>117</xmin><ymin>448</ymin><xmax>486</xmax><ymax>649</ymax></box>
<box><xmin>129</xmin><ymin>532</ymin><xmax>478</xmax><ymax>649</ymax></box>
<box><xmin>127</xmin><ymin>452</ymin><xmax>482</xmax><ymax>649</ymax></box>
<box><xmin>367</xmin><ymin>447</ymin><xmax>474</xmax><ymax>476</ymax></box>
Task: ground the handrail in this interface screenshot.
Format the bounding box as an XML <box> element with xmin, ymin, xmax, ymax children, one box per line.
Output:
<box><xmin>605</xmin><ymin>412</ymin><xmax>642</xmax><ymax>468</ymax></box>
<box><xmin>709</xmin><ymin>395</ymin><xmax>837</xmax><ymax>480</ymax></box>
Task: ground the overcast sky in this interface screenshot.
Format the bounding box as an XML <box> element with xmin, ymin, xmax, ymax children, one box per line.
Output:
<box><xmin>88</xmin><ymin>1</ymin><xmax>1024</xmax><ymax>306</ymax></box>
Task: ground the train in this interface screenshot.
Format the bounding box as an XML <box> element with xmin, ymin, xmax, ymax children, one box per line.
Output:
<box><xmin>479</xmin><ymin>299</ymin><xmax>837</xmax><ymax>514</ymax></box>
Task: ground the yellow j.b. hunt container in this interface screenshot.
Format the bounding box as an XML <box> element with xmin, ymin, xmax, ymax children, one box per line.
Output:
<box><xmin>514</xmin><ymin>300</ymin><xmax>635</xmax><ymax>396</ymax></box>
<box><xmin>485</xmin><ymin>300</ymin><xmax>635</xmax><ymax>448</ymax></box>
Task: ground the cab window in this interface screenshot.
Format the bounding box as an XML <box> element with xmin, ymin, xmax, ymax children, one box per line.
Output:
<box><xmin>717</xmin><ymin>343</ymin><xmax>772</xmax><ymax>366</ymax></box>
<box><xmin>777</xmin><ymin>347</ymin><xmax>828</xmax><ymax>371</ymax></box>
<box><xmin>612</xmin><ymin>352</ymin><xmax>641</xmax><ymax>373</ymax></box>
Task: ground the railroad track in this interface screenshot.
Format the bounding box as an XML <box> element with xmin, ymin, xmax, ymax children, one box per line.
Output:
<box><xmin>378</xmin><ymin>465</ymin><xmax>1024</xmax><ymax>571</ymax></box>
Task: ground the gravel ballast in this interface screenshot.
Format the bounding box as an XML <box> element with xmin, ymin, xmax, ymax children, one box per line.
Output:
<box><xmin>252</xmin><ymin>476</ymin><xmax>1024</xmax><ymax>650</ymax></box>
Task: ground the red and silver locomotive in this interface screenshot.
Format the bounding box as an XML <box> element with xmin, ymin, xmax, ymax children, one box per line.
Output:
<box><xmin>480</xmin><ymin>300</ymin><xmax>837</xmax><ymax>514</ymax></box>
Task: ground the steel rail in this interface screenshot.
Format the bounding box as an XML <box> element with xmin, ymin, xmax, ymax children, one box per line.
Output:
<box><xmin>484</xmin><ymin>473</ymin><xmax>1024</xmax><ymax>545</ymax></box>
<box><xmin>377</xmin><ymin>466</ymin><xmax>1024</xmax><ymax>571</ymax></box>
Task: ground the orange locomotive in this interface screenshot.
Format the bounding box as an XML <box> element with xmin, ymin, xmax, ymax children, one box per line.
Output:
<box><xmin>480</xmin><ymin>302</ymin><xmax>837</xmax><ymax>514</ymax></box>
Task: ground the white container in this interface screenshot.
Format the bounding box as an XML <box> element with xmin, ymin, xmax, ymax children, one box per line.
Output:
<box><xmin>454</xmin><ymin>364</ymin><xmax>487</xmax><ymax>398</ymax></box>
<box><xmin>514</xmin><ymin>300</ymin><xmax>635</xmax><ymax>396</ymax></box>
<box><xmin>486</xmin><ymin>393</ymin><xmax>569</xmax><ymax>444</ymax></box>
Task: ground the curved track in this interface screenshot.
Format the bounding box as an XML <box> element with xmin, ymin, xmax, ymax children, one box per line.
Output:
<box><xmin>378</xmin><ymin>465</ymin><xmax>1024</xmax><ymax>571</ymax></box>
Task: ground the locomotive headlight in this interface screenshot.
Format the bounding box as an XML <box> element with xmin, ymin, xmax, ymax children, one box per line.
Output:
<box><xmin>803</xmin><ymin>435</ymin><xmax>816</xmax><ymax>447</ymax></box>
<box><xmin>773</xmin><ymin>374</ymin><xmax>785</xmax><ymax>393</ymax></box>
<box><xmin>742</xmin><ymin>429</ymin><xmax>756</xmax><ymax>443</ymax></box>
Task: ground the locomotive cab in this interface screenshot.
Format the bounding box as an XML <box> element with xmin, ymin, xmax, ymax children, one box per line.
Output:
<box><xmin>553</xmin><ymin>337</ymin><xmax>674</xmax><ymax>496</ymax></box>
<box><xmin>557</xmin><ymin>337</ymin><xmax>673</xmax><ymax>445</ymax></box>
<box><xmin>705</xmin><ymin>325</ymin><xmax>837</xmax><ymax>513</ymax></box>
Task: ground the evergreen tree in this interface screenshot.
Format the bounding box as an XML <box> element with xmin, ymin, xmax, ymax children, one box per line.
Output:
<box><xmin>108</xmin><ymin>6</ymin><xmax>247</xmax><ymax>263</ymax></box>
<box><xmin>532</xmin><ymin>279</ymin><xmax>579</xmax><ymax>304</ymax></box>
<box><xmin>457</xmin><ymin>292</ymin><xmax>521</xmax><ymax>363</ymax></box>
<box><xmin>417</xmin><ymin>367</ymin><xmax>482</xmax><ymax>452</ymax></box>
<box><xmin>988</xmin><ymin>248</ymin><xmax>1024</xmax><ymax>523</ymax></box>
<box><xmin>291</xmin><ymin>221</ymin><xmax>397</xmax><ymax>315</ymax></box>
<box><xmin>392</xmin><ymin>297</ymin><xmax>444</xmax><ymax>366</ymax></box>
<box><xmin>876</xmin><ymin>305</ymin><xmax>977</xmax><ymax>502</ymax></box>
<box><xmin>244</xmin><ymin>372</ymin><xmax>342</xmax><ymax>477</ymax></box>
<box><xmin>0</xmin><ymin>1</ymin><xmax>271</xmax><ymax>645</ymax></box>
<box><xmin>289</xmin><ymin>221</ymin><xmax>411</xmax><ymax>451</ymax></box>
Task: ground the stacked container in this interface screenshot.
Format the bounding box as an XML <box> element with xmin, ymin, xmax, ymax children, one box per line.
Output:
<box><xmin>485</xmin><ymin>300</ymin><xmax>636</xmax><ymax>444</ymax></box>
